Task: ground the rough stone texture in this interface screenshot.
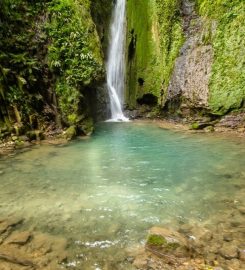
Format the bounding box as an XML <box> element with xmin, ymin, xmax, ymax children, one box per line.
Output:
<box><xmin>131</xmin><ymin>198</ymin><xmax>245</xmax><ymax>270</ymax></box>
<box><xmin>149</xmin><ymin>227</ymin><xmax>187</xmax><ymax>248</ymax></box>
<box><xmin>167</xmin><ymin>42</ymin><xmax>213</xmax><ymax>108</ymax></box>
<box><xmin>239</xmin><ymin>249</ymin><xmax>245</xmax><ymax>261</ymax></box>
<box><xmin>0</xmin><ymin>217</ymin><xmax>68</xmax><ymax>270</ymax></box>
<box><xmin>126</xmin><ymin>0</ymin><xmax>184</xmax><ymax>109</ymax></box>
<box><xmin>5</xmin><ymin>231</ymin><xmax>32</xmax><ymax>245</ymax></box>
<box><xmin>219</xmin><ymin>243</ymin><xmax>238</xmax><ymax>259</ymax></box>
<box><xmin>216</xmin><ymin>112</ymin><xmax>245</xmax><ymax>129</ymax></box>
<box><xmin>167</xmin><ymin>0</ymin><xmax>214</xmax><ymax>109</ymax></box>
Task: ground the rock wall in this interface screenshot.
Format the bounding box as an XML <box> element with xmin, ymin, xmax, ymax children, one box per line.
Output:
<box><xmin>126</xmin><ymin>0</ymin><xmax>184</xmax><ymax>109</ymax></box>
<box><xmin>166</xmin><ymin>0</ymin><xmax>245</xmax><ymax>116</ymax></box>
<box><xmin>126</xmin><ymin>0</ymin><xmax>245</xmax><ymax>118</ymax></box>
<box><xmin>167</xmin><ymin>1</ymin><xmax>214</xmax><ymax>110</ymax></box>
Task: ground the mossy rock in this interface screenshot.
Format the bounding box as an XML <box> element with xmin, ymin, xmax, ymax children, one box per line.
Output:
<box><xmin>79</xmin><ymin>117</ymin><xmax>94</xmax><ymax>136</ymax></box>
<box><xmin>190</xmin><ymin>122</ymin><xmax>201</xmax><ymax>130</ymax></box>
<box><xmin>147</xmin><ymin>234</ymin><xmax>167</xmax><ymax>246</ymax></box>
<box><xmin>14</xmin><ymin>140</ymin><xmax>25</xmax><ymax>148</ymax></box>
<box><xmin>126</xmin><ymin>0</ymin><xmax>184</xmax><ymax>108</ymax></box>
<box><xmin>147</xmin><ymin>234</ymin><xmax>180</xmax><ymax>250</ymax></box>
<box><xmin>64</xmin><ymin>126</ymin><xmax>77</xmax><ymax>140</ymax></box>
<box><xmin>11</xmin><ymin>135</ymin><xmax>18</xmax><ymax>141</ymax></box>
<box><xmin>190</xmin><ymin>122</ymin><xmax>213</xmax><ymax>130</ymax></box>
<box><xmin>147</xmin><ymin>227</ymin><xmax>188</xmax><ymax>257</ymax></box>
<box><xmin>204</xmin><ymin>125</ymin><xmax>215</xmax><ymax>132</ymax></box>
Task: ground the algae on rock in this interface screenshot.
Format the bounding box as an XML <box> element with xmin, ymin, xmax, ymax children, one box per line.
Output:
<box><xmin>197</xmin><ymin>0</ymin><xmax>245</xmax><ymax>115</ymax></box>
<box><xmin>126</xmin><ymin>0</ymin><xmax>184</xmax><ymax>109</ymax></box>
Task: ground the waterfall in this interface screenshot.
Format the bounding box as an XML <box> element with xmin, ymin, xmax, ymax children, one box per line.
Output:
<box><xmin>106</xmin><ymin>0</ymin><xmax>128</xmax><ymax>121</ymax></box>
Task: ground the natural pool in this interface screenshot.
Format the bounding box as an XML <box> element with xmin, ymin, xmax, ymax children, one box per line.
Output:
<box><xmin>0</xmin><ymin>122</ymin><xmax>244</xmax><ymax>269</ymax></box>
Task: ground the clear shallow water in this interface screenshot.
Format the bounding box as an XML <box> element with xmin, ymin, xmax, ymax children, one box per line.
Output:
<box><xmin>0</xmin><ymin>122</ymin><xmax>245</xmax><ymax>269</ymax></box>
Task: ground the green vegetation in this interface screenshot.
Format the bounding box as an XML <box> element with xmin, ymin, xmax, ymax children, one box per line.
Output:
<box><xmin>0</xmin><ymin>0</ymin><xmax>107</xmax><ymax>139</ymax></box>
<box><xmin>126</xmin><ymin>0</ymin><xmax>184</xmax><ymax>108</ymax></box>
<box><xmin>47</xmin><ymin>0</ymin><xmax>103</xmax><ymax>127</ymax></box>
<box><xmin>147</xmin><ymin>234</ymin><xmax>166</xmax><ymax>246</ymax></box>
<box><xmin>196</xmin><ymin>0</ymin><xmax>245</xmax><ymax>114</ymax></box>
<box><xmin>0</xmin><ymin>0</ymin><xmax>244</xmax><ymax>138</ymax></box>
<box><xmin>0</xmin><ymin>0</ymin><xmax>49</xmax><ymax>127</ymax></box>
<box><xmin>155</xmin><ymin>0</ymin><xmax>184</xmax><ymax>101</ymax></box>
<box><xmin>147</xmin><ymin>234</ymin><xmax>180</xmax><ymax>250</ymax></box>
<box><xmin>90</xmin><ymin>0</ymin><xmax>113</xmax><ymax>53</ymax></box>
<box><xmin>190</xmin><ymin>122</ymin><xmax>200</xmax><ymax>130</ymax></box>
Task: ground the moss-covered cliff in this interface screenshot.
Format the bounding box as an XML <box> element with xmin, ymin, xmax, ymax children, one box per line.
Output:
<box><xmin>0</xmin><ymin>0</ymin><xmax>110</xmax><ymax>141</ymax></box>
<box><xmin>126</xmin><ymin>0</ymin><xmax>184</xmax><ymax>109</ymax></box>
<box><xmin>196</xmin><ymin>0</ymin><xmax>245</xmax><ymax>115</ymax></box>
<box><xmin>126</xmin><ymin>0</ymin><xmax>245</xmax><ymax>118</ymax></box>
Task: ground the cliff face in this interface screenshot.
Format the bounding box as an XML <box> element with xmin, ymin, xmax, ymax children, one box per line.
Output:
<box><xmin>197</xmin><ymin>0</ymin><xmax>245</xmax><ymax>115</ymax></box>
<box><xmin>126</xmin><ymin>0</ymin><xmax>245</xmax><ymax>119</ymax></box>
<box><xmin>166</xmin><ymin>0</ymin><xmax>214</xmax><ymax>114</ymax></box>
<box><xmin>126</xmin><ymin>0</ymin><xmax>184</xmax><ymax>109</ymax></box>
<box><xmin>0</xmin><ymin>0</ymin><xmax>111</xmax><ymax>141</ymax></box>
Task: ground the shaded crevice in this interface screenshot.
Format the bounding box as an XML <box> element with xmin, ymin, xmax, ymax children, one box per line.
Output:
<box><xmin>128</xmin><ymin>29</ymin><xmax>137</xmax><ymax>61</ymax></box>
<box><xmin>138</xmin><ymin>78</ymin><xmax>144</xmax><ymax>86</ymax></box>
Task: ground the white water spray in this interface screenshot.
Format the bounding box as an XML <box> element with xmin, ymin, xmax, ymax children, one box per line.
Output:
<box><xmin>106</xmin><ymin>0</ymin><xmax>128</xmax><ymax>121</ymax></box>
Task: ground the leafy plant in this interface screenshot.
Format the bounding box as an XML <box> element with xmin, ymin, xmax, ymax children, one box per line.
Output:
<box><xmin>47</xmin><ymin>0</ymin><xmax>103</xmax><ymax>121</ymax></box>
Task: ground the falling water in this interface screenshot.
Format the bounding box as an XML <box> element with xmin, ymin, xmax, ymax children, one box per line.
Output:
<box><xmin>106</xmin><ymin>0</ymin><xmax>128</xmax><ymax>121</ymax></box>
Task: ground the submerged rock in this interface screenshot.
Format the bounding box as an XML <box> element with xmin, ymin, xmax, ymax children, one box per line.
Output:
<box><xmin>0</xmin><ymin>217</ymin><xmax>68</xmax><ymax>270</ymax></box>
<box><xmin>6</xmin><ymin>231</ymin><xmax>32</xmax><ymax>245</ymax></box>
<box><xmin>146</xmin><ymin>227</ymin><xmax>188</xmax><ymax>259</ymax></box>
<box><xmin>239</xmin><ymin>249</ymin><xmax>245</xmax><ymax>261</ymax></box>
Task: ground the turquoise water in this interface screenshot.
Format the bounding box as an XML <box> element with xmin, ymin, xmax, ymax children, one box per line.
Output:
<box><xmin>0</xmin><ymin>122</ymin><xmax>244</xmax><ymax>269</ymax></box>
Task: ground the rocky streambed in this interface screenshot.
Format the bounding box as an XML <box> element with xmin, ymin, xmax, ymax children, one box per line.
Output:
<box><xmin>132</xmin><ymin>202</ymin><xmax>245</xmax><ymax>270</ymax></box>
<box><xmin>0</xmin><ymin>122</ymin><xmax>244</xmax><ymax>269</ymax></box>
<box><xmin>0</xmin><ymin>217</ymin><xmax>68</xmax><ymax>270</ymax></box>
<box><xmin>1</xmin><ymin>201</ymin><xmax>244</xmax><ymax>270</ymax></box>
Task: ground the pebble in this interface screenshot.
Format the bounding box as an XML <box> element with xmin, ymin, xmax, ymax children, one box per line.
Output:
<box><xmin>11</xmin><ymin>136</ymin><xmax>18</xmax><ymax>141</ymax></box>
<box><xmin>223</xmin><ymin>233</ymin><xmax>233</xmax><ymax>242</ymax></box>
<box><xmin>219</xmin><ymin>243</ymin><xmax>238</xmax><ymax>259</ymax></box>
<box><xmin>239</xmin><ymin>249</ymin><xmax>245</xmax><ymax>261</ymax></box>
<box><xmin>237</xmin><ymin>206</ymin><xmax>245</xmax><ymax>215</ymax></box>
<box><xmin>226</xmin><ymin>258</ymin><xmax>241</xmax><ymax>269</ymax></box>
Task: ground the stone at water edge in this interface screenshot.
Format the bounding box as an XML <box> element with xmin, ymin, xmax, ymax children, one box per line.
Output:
<box><xmin>64</xmin><ymin>126</ymin><xmax>77</xmax><ymax>140</ymax></box>
<box><xmin>11</xmin><ymin>135</ymin><xmax>18</xmax><ymax>141</ymax></box>
<box><xmin>146</xmin><ymin>227</ymin><xmax>189</xmax><ymax>258</ymax></box>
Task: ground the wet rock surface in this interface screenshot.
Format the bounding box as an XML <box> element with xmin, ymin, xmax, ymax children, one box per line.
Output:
<box><xmin>0</xmin><ymin>217</ymin><xmax>68</xmax><ymax>270</ymax></box>
<box><xmin>131</xmin><ymin>202</ymin><xmax>245</xmax><ymax>270</ymax></box>
<box><xmin>167</xmin><ymin>0</ymin><xmax>214</xmax><ymax>109</ymax></box>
